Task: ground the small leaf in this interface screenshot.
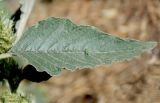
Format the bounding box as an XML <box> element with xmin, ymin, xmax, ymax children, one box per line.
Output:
<box><xmin>0</xmin><ymin>10</ymin><xmax>14</xmax><ymax>54</ymax></box>
<box><xmin>10</xmin><ymin>17</ymin><xmax>157</xmax><ymax>75</ymax></box>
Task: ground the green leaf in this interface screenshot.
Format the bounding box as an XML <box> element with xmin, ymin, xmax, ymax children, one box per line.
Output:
<box><xmin>10</xmin><ymin>17</ymin><xmax>157</xmax><ymax>75</ymax></box>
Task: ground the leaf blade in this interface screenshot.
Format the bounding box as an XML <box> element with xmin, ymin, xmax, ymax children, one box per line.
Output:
<box><xmin>10</xmin><ymin>17</ymin><xmax>157</xmax><ymax>75</ymax></box>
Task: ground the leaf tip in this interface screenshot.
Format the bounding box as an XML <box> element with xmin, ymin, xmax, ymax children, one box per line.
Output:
<box><xmin>146</xmin><ymin>41</ymin><xmax>157</xmax><ymax>50</ymax></box>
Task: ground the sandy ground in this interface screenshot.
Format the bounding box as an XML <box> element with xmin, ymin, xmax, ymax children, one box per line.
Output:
<box><xmin>7</xmin><ymin>0</ymin><xmax>160</xmax><ymax>103</ymax></box>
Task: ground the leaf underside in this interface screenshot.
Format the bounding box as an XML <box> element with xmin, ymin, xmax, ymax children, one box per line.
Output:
<box><xmin>10</xmin><ymin>17</ymin><xmax>157</xmax><ymax>75</ymax></box>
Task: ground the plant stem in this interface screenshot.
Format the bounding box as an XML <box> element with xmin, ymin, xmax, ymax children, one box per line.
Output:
<box><xmin>0</xmin><ymin>53</ymin><xmax>12</xmax><ymax>59</ymax></box>
<box><xmin>13</xmin><ymin>0</ymin><xmax>35</xmax><ymax>45</ymax></box>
